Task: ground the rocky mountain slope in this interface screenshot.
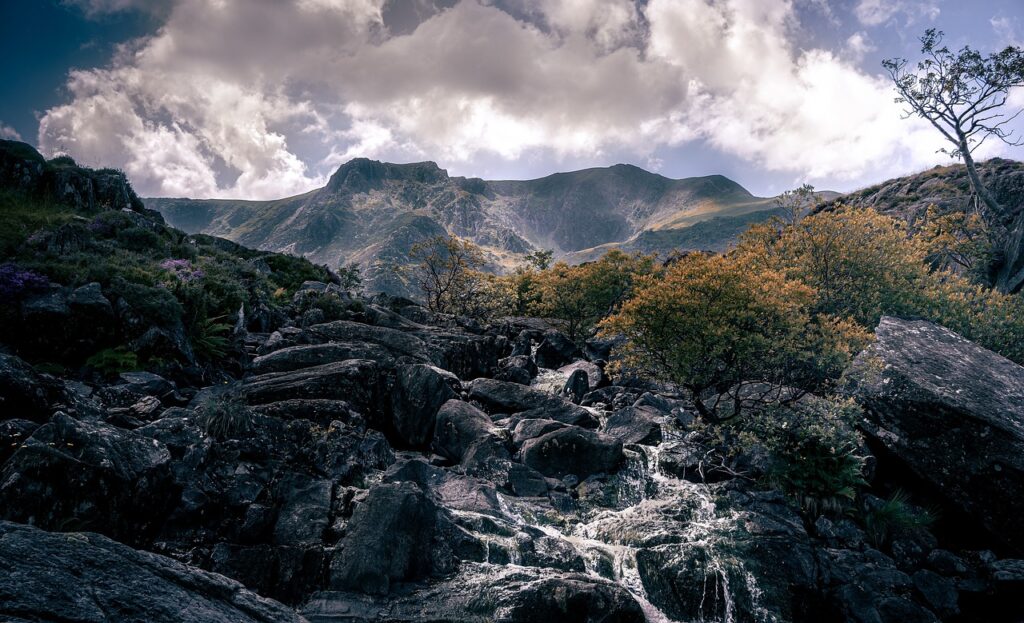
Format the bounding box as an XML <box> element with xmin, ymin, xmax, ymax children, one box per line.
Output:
<box><xmin>147</xmin><ymin>159</ymin><xmax>785</xmax><ymax>294</ymax></box>
<box><xmin>822</xmin><ymin>158</ymin><xmax>1024</xmax><ymax>292</ymax></box>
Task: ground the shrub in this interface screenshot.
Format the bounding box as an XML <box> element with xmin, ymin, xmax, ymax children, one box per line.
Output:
<box><xmin>737</xmin><ymin>397</ymin><xmax>867</xmax><ymax>516</ymax></box>
<box><xmin>528</xmin><ymin>250</ymin><xmax>657</xmax><ymax>342</ymax></box>
<box><xmin>116</xmin><ymin>226</ymin><xmax>162</xmax><ymax>253</ymax></box>
<box><xmin>0</xmin><ymin>263</ymin><xmax>49</xmax><ymax>301</ymax></box>
<box><xmin>85</xmin><ymin>347</ymin><xmax>140</xmax><ymax>378</ymax></box>
<box><xmin>200</xmin><ymin>392</ymin><xmax>253</xmax><ymax>440</ymax></box>
<box><xmin>191</xmin><ymin>315</ymin><xmax>232</xmax><ymax>361</ymax></box>
<box><xmin>864</xmin><ymin>490</ymin><xmax>937</xmax><ymax>548</ymax></box>
<box><xmin>602</xmin><ymin>252</ymin><xmax>871</xmax><ymax>422</ymax></box>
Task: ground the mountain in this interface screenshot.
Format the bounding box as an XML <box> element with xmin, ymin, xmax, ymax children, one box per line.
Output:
<box><xmin>147</xmin><ymin>159</ymin><xmax>790</xmax><ymax>294</ymax></box>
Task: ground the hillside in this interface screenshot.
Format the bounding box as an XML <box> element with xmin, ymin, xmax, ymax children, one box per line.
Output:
<box><xmin>821</xmin><ymin>158</ymin><xmax>1024</xmax><ymax>292</ymax></box>
<box><xmin>147</xmin><ymin>159</ymin><xmax>783</xmax><ymax>294</ymax></box>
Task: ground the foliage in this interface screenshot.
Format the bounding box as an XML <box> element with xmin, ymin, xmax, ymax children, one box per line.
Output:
<box><xmin>523</xmin><ymin>248</ymin><xmax>554</xmax><ymax>270</ymax></box>
<box><xmin>190</xmin><ymin>315</ymin><xmax>232</xmax><ymax>361</ymax></box>
<box><xmin>919</xmin><ymin>204</ymin><xmax>993</xmax><ymax>276</ymax></box>
<box><xmin>116</xmin><ymin>226</ymin><xmax>163</xmax><ymax>253</ymax></box>
<box><xmin>774</xmin><ymin>183</ymin><xmax>817</xmax><ymax>225</ymax></box>
<box><xmin>864</xmin><ymin>490</ymin><xmax>937</xmax><ymax>548</ymax></box>
<box><xmin>85</xmin><ymin>347</ymin><xmax>140</xmax><ymax>379</ymax></box>
<box><xmin>736</xmin><ymin>398</ymin><xmax>867</xmax><ymax>517</ymax></box>
<box><xmin>530</xmin><ymin>250</ymin><xmax>657</xmax><ymax>342</ymax></box>
<box><xmin>0</xmin><ymin>263</ymin><xmax>49</xmax><ymax>301</ymax></box>
<box><xmin>602</xmin><ymin>252</ymin><xmax>871</xmax><ymax>422</ymax></box>
<box><xmin>408</xmin><ymin>234</ymin><xmax>489</xmax><ymax>315</ymax></box>
<box><xmin>337</xmin><ymin>262</ymin><xmax>363</xmax><ymax>293</ymax></box>
<box><xmin>737</xmin><ymin>207</ymin><xmax>929</xmax><ymax>327</ymax></box>
<box><xmin>736</xmin><ymin>206</ymin><xmax>1024</xmax><ymax>364</ymax></box>
<box><xmin>200</xmin><ymin>392</ymin><xmax>253</xmax><ymax>440</ymax></box>
<box><xmin>0</xmin><ymin>190</ymin><xmax>74</xmax><ymax>256</ymax></box>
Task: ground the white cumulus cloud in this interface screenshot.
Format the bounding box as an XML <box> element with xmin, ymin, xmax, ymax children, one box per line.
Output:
<box><xmin>37</xmin><ymin>0</ymin><xmax>984</xmax><ymax>198</ymax></box>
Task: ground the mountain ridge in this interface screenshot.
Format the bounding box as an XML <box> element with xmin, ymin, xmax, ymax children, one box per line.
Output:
<box><xmin>147</xmin><ymin>158</ymin><xmax>785</xmax><ymax>295</ymax></box>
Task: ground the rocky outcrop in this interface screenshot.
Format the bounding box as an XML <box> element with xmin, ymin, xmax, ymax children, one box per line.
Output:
<box><xmin>847</xmin><ymin>316</ymin><xmax>1024</xmax><ymax>551</ymax></box>
<box><xmin>0</xmin><ymin>521</ymin><xmax>303</xmax><ymax>623</ymax></box>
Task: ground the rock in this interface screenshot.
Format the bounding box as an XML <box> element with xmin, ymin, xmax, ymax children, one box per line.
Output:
<box><xmin>912</xmin><ymin>569</ymin><xmax>959</xmax><ymax>618</ymax></box>
<box><xmin>468</xmin><ymin>378</ymin><xmax>598</xmax><ymax>428</ymax></box>
<box><xmin>304</xmin><ymin>565</ymin><xmax>645</xmax><ymax>623</ymax></box>
<box><xmin>535</xmin><ymin>330</ymin><xmax>581</xmax><ymax>369</ymax></box>
<box><xmin>386</xmin><ymin>364</ymin><xmax>456</xmax><ymax>448</ymax></box>
<box><xmin>0</xmin><ymin>353</ymin><xmax>74</xmax><ymax>422</ymax></box>
<box><xmin>0</xmin><ymin>412</ymin><xmax>177</xmax><ymax>545</ymax></box>
<box><xmin>251</xmin><ymin>342</ymin><xmax>394</xmax><ymax>374</ymax></box>
<box><xmin>209</xmin><ymin>543</ymin><xmax>325</xmax><ymax>606</ymax></box>
<box><xmin>0</xmin><ymin>521</ymin><xmax>303</xmax><ymax>623</ymax></box>
<box><xmin>68</xmin><ymin>282</ymin><xmax>113</xmax><ymax>319</ymax></box>
<box><xmin>846</xmin><ymin>317</ymin><xmax>1024</xmax><ymax>551</ymax></box>
<box><xmin>494</xmin><ymin>354</ymin><xmax>537</xmax><ymax>385</ymax></box>
<box><xmin>117</xmin><ymin>371</ymin><xmax>175</xmax><ymax>397</ymax></box>
<box><xmin>250</xmin><ymin>399</ymin><xmax>360</xmax><ymax>426</ymax></box>
<box><xmin>520</xmin><ymin>426</ymin><xmax>623</xmax><ymax>479</ymax></box>
<box><xmin>240</xmin><ymin>360</ymin><xmax>380</xmax><ymax>414</ymax></box>
<box><xmin>432</xmin><ymin>399</ymin><xmax>501</xmax><ymax>462</ymax></box>
<box><xmin>926</xmin><ymin>549</ymin><xmax>969</xmax><ymax>576</ymax></box>
<box><xmin>604</xmin><ymin>405</ymin><xmax>663</xmax><ymax>446</ymax></box>
<box><xmin>329</xmin><ymin>481</ymin><xmax>469</xmax><ymax>595</ymax></box>
<box><xmin>303</xmin><ymin>320</ymin><xmax>431</xmax><ymax>361</ymax></box>
<box><xmin>559</xmin><ymin>360</ymin><xmax>603</xmax><ymax>389</ymax></box>
<box><xmin>512</xmin><ymin>418</ymin><xmax>570</xmax><ymax>447</ymax></box>
<box><xmin>989</xmin><ymin>558</ymin><xmax>1024</xmax><ymax>585</ymax></box>
<box><xmin>560</xmin><ymin>369</ymin><xmax>589</xmax><ymax>404</ymax></box>
<box><xmin>272</xmin><ymin>473</ymin><xmax>332</xmax><ymax>546</ymax></box>
<box><xmin>657</xmin><ymin>439</ymin><xmax>731</xmax><ymax>483</ymax></box>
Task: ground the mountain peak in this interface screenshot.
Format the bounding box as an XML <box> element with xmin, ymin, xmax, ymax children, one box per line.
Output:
<box><xmin>326</xmin><ymin>158</ymin><xmax>448</xmax><ymax>193</ymax></box>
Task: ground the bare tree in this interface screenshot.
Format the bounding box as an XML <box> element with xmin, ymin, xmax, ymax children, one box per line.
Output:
<box><xmin>408</xmin><ymin>235</ymin><xmax>486</xmax><ymax>314</ymax></box>
<box><xmin>775</xmin><ymin>183</ymin><xmax>816</xmax><ymax>225</ymax></box>
<box><xmin>884</xmin><ymin>29</ymin><xmax>1024</xmax><ymax>221</ymax></box>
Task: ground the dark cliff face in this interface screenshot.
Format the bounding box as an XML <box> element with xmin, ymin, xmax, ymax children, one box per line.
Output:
<box><xmin>148</xmin><ymin>158</ymin><xmax>776</xmax><ymax>296</ymax></box>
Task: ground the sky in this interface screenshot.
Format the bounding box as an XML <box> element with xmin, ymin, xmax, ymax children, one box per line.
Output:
<box><xmin>1</xmin><ymin>0</ymin><xmax>1023</xmax><ymax>199</ymax></box>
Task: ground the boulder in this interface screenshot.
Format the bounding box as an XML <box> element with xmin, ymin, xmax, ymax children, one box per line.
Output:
<box><xmin>251</xmin><ymin>342</ymin><xmax>394</xmax><ymax>374</ymax></box>
<box><xmin>535</xmin><ymin>330</ymin><xmax>581</xmax><ymax>369</ymax></box>
<box><xmin>0</xmin><ymin>412</ymin><xmax>177</xmax><ymax>545</ymax></box>
<box><xmin>468</xmin><ymin>378</ymin><xmax>598</xmax><ymax>428</ymax></box>
<box><xmin>0</xmin><ymin>521</ymin><xmax>303</xmax><ymax>623</ymax></box>
<box><xmin>240</xmin><ymin>359</ymin><xmax>380</xmax><ymax>414</ymax></box>
<box><xmin>386</xmin><ymin>364</ymin><xmax>456</xmax><ymax>447</ymax></box>
<box><xmin>520</xmin><ymin>426</ymin><xmax>623</xmax><ymax>479</ymax></box>
<box><xmin>117</xmin><ymin>371</ymin><xmax>175</xmax><ymax>397</ymax></box>
<box><xmin>432</xmin><ymin>399</ymin><xmax>501</xmax><ymax>462</ymax></box>
<box><xmin>0</xmin><ymin>353</ymin><xmax>71</xmax><ymax>422</ymax></box>
<box><xmin>846</xmin><ymin>317</ymin><xmax>1024</xmax><ymax>551</ymax></box>
<box><xmin>560</xmin><ymin>369</ymin><xmax>589</xmax><ymax>404</ymax></box>
<box><xmin>329</xmin><ymin>481</ymin><xmax>469</xmax><ymax>594</ymax></box>
<box><xmin>604</xmin><ymin>405</ymin><xmax>663</xmax><ymax>446</ymax></box>
<box><xmin>559</xmin><ymin>360</ymin><xmax>603</xmax><ymax>389</ymax></box>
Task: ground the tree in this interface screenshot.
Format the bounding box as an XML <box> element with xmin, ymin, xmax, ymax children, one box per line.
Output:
<box><xmin>919</xmin><ymin>204</ymin><xmax>993</xmax><ymax>276</ymax></box>
<box><xmin>775</xmin><ymin>183</ymin><xmax>817</xmax><ymax>225</ymax></box>
<box><xmin>883</xmin><ymin>30</ymin><xmax>1024</xmax><ymax>222</ymax></box>
<box><xmin>408</xmin><ymin>235</ymin><xmax>487</xmax><ymax>314</ymax></box>
<box><xmin>602</xmin><ymin>253</ymin><xmax>869</xmax><ymax>423</ymax></box>
<box><xmin>736</xmin><ymin>206</ymin><xmax>929</xmax><ymax>326</ymax></box>
<box><xmin>530</xmin><ymin>250</ymin><xmax>657</xmax><ymax>342</ymax></box>
<box><xmin>523</xmin><ymin>248</ymin><xmax>554</xmax><ymax>270</ymax></box>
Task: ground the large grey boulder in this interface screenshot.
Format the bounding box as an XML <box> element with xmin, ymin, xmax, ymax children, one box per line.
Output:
<box><xmin>520</xmin><ymin>425</ymin><xmax>624</xmax><ymax>479</ymax></box>
<box><xmin>0</xmin><ymin>521</ymin><xmax>304</xmax><ymax>623</ymax></box>
<box><xmin>846</xmin><ymin>316</ymin><xmax>1024</xmax><ymax>551</ymax></box>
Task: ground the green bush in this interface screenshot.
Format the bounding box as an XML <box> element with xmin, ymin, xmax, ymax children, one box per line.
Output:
<box><xmin>116</xmin><ymin>226</ymin><xmax>162</xmax><ymax>252</ymax></box>
<box><xmin>85</xmin><ymin>347</ymin><xmax>139</xmax><ymax>378</ymax></box>
<box><xmin>736</xmin><ymin>397</ymin><xmax>867</xmax><ymax>517</ymax></box>
<box><xmin>864</xmin><ymin>490</ymin><xmax>936</xmax><ymax>548</ymax></box>
<box><xmin>200</xmin><ymin>392</ymin><xmax>253</xmax><ymax>440</ymax></box>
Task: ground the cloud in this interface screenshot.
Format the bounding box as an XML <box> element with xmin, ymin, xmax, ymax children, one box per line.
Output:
<box><xmin>854</xmin><ymin>0</ymin><xmax>939</xmax><ymax>27</ymax></box>
<box><xmin>992</xmin><ymin>16</ymin><xmax>1022</xmax><ymax>47</ymax></box>
<box><xmin>39</xmin><ymin>0</ymin><xmax>971</xmax><ymax>198</ymax></box>
<box><xmin>845</xmin><ymin>31</ymin><xmax>876</xmax><ymax>62</ymax></box>
<box><xmin>63</xmin><ymin>0</ymin><xmax>174</xmax><ymax>17</ymax></box>
<box><xmin>0</xmin><ymin>123</ymin><xmax>21</xmax><ymax>141</ymax></box>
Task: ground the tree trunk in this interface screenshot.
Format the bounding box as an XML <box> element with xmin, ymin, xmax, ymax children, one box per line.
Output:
<box><xmin>960</xmin><ymin>138</ymin><xmax>1007</xmax><ymax>224</ymax></box>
